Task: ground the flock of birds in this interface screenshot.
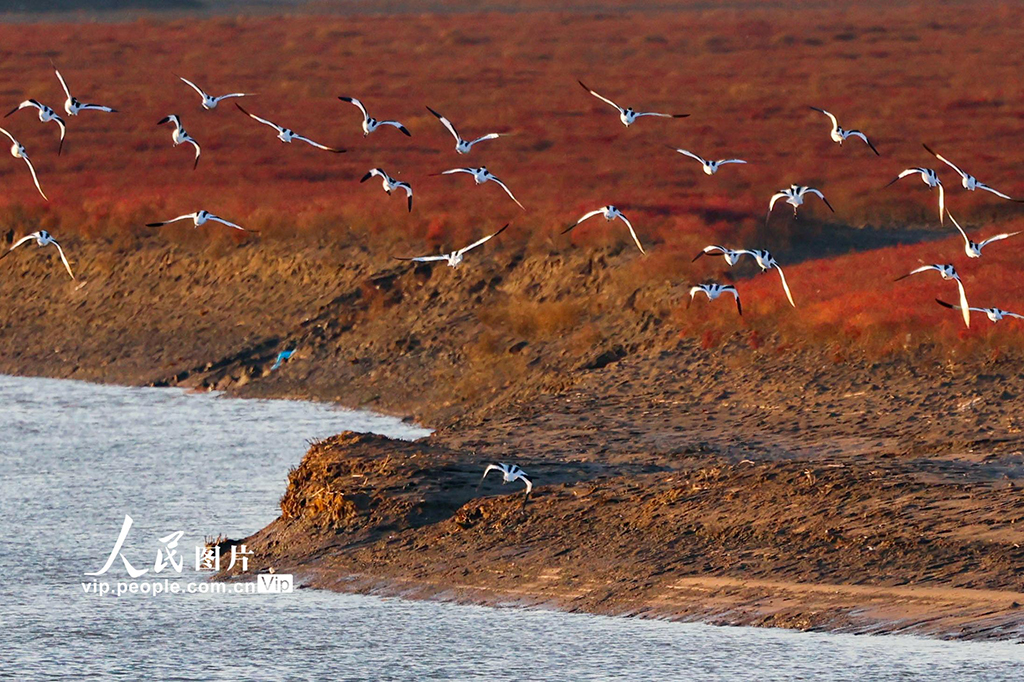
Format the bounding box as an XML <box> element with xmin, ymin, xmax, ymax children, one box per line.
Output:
<box><xmin>1</xmin><ymin>68</ymin><xmax>1023</xmax><ymax>501</ymax></box>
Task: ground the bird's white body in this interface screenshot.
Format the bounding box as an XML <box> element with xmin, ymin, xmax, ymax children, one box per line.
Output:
<box><xmin>439</xmin><ymin>166</ymin><xmax>524</xmax><ymax>210</ymax></box>
<box><xmin>924</xmin><ymin>144</ymin><xmax>1018</xmax><ymax>200</ymax></box>
<box><xmin>158</xmin><ymin>115</ymin><xmax>201</xmax><ymax>169</ymax></box>
<box><xmin>947</xmin><ymin>211</ymin><xmax>1020</xmax><ymax>258</ymax></box>
<box><xmin>480</xmin><ymin>463</ymin><xmax>533</xmax><ymax>497</ymax></box>
<box><xmin>1</xmin><ymin>230</ymin><xmax>73</xmax><ymax>278</ymax></box>
<box><xmin>339</xmin><ymin>96</ymin><xmax>410</xmax><ymax>137</ymax></box>
<box><xmin>6</xmin><ymin>100</ymin><xmax>67</xmax><ymax>155</ymax></box>
<box><xmin>426</xmin><ymin>106</ymin><xmax>499</xmax><ymax>154</ymax></box>
<box><xmin>179</xmin><ymin>77</ymin><xmax>251</xmax><ymax>110</ymax></box>
<box><xmin>0</xmin><ymin>127</ymin><xmax>46</xmax><ymax>200</ymax></box>
<box><xmin>895</xmin><ymin>264</ymin><xmax>970</xmax><ymax>327</ymax></box>
<box><xmin>811</xmin><ymin>107</ymin><xmax>879</xmax><ymax>155</ymax></box>
<box><xmin>146</xmin><ymin>210</ymin><xmax>251</xmax><ymax>232</ymax></box>
<box><xmin>361</xmin><ymin>168</ymin><xmax>413</xmax><ymax>212</ymax></box>
<box><xmin>937</xmin><ymin>299</ymin><xmax>1023</xmax><ymax>323</ymax></box>
<box><xmin>397</xmin><ymin>224</ymin><xmax>508</xmax><ymax>269</ymax></box>
<box><xmin>564</xmin><ymin>205</ymin><xmax>644</xmax><ymax>254</ymax></box>
<box><xmin>740</xmin><ymin>249</ymin><xmax>795</xmax><ymax>307</ymax></box>
<box><xmin>236</xmin><ymin>104</ymin><xmax>345</xmax><ymax>153</ymax></box>
<box><xmin>886</xmin><ymin>168</ymin><xmax>945</xmax><ymax>223</ymax></box>
<box><xmin>767</xmin><ymin>185</ymin><xmax>833</xmax><ymax>224</ymax></box>
<box><xmin>54</xmin><ymin>68</ymin><xmax>117</xmax><ymax>116</ymax></box>
<box><xmin>579</xmin><ymin>80</ymin><xmax>687</xmax><ymax>128</ymax></box>
<box><xmin>688</xmin><ymin>283</ymin><xmax>741</xmax><ymax>315</ymax></box>
<box><xmin>671</xmin><ymin>148</ymin><xmax>747</xmax><ymax>175</ymax></box>
<box><xmin>693</xmin><ymin>245</ymin><xmax>746</xmax><ymax>265</ymax></box>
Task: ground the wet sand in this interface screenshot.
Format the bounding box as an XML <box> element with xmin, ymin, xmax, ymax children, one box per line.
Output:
<box><xmin>3</xmin><ymin>239</ymin><xmax>1024</xmax><ymax>640</ymax></box>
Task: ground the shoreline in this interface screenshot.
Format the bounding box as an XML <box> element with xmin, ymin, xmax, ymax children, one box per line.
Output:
<box><xmin>4</xmin><ymin>240</ymin><xmax>1024</xmax><ymax>643</ymax></box>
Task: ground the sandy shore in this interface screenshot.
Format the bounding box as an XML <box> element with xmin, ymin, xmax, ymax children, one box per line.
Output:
<box><xmin>3</xmin><ymin>239</ymin><xmax>1024</xmax><ymax>641</ymax></box>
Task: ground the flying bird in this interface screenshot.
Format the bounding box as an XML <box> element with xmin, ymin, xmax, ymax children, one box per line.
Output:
<box><xmin>669</xmin><ymin>147</ymin><xmax>747</xmax><ymax>175</ymax></box>
<box><xmin>740</xmin><ymin>249</ymin><xmax>795</xmax><ymax>308</ymax></box>
<box><xmin>692</xmin><ymin>245</ymin><xmax>747</xmax><ymax>265</ymax></box>
<box><xmin>895</xmin><ymin>264</ymin><xmax>970</xmax><ymax>327</ymax></box>
<box><xmin>426</xmin><ymin>106</ymin><xmax>499</xmax><ymax>154</ymax></box>
<box><xmin>563</xmin><ymin>205</ymin><xmax>644</xmax><ymax>254</ymax></box>
<box><xmin>809</xmin><ymin>107</ymin><xmax>879</xmax><ymax>155</ymax></box>
<box><xmin>54</xmin><ymin>67</ymin><xmax>117</xmax><ymax>116</ymax></box>
<box><xmin>947</xmin><ymin>210</ymin><xmax>1020</xmax><ymax>258</ymax></box>
<box><xmin>338</xmin><ymin>96</ymin><xmax>410</xmax><ymax>137</ymax></box>
<box><xmin>5</xmin><ymin>100</ymin><xmax>66</xmax><ymax>155</ymax></box>
<box><xmin>361</xmin><ymin>168</ymin><xmax>413</xmax><ymax>212</ymax></box>
<box><xmin>923</xmin><ymin>144</ymin><xmax>1021</xmax><ymax>201</ymax></box>
<box><xmin>578</xmin><ymin>80</ymin><xmax>688</xmax><ymax>127</ymax></box>
<box><xmin>395</xmin><ymin>223</ymin><xmax>508</xmax><ymax>269</ymax></box>
<box><xmin>884</xmin><ymin>168</ymin><xmax>945</xmax><ymax>223</ymax></box>
<box><xmin>688</xmin><ymin>283</ymin><xmax>741</xmax><ymax>316</ymax></box>
<box><xmin>235</xmin><ymin>104</ymin><xmax>345</xmax><ymax>152</ymax></box>
<box><xmin>157</xmin><ymin>115</ymin><xmax>201</xmax><ymax>170</ymax></box>
<box><xmin>179</xmin><ymin>77</ymin><xmax>253</xmax><ymax>110</ymax></box>
<box><xmin>479</xmin><ymin>463</ymin><xmax>533</xmax><ymax>500</ymax></box>
<box><xmin>936</xmin><ymin>299</ymin><xmax>1024</xmax><ymax>323</ymax></box>
<box><xmin>0</xmin><ymin>230</ymin><xmax>73</xmax><ymax>279</ymax></box>
<box><xmin>146</xmin><ymin>210</ymin><xmax>255</xmax><ymax>232</ymax></box>
<box><xmin>767</xmin><ymin>185</ymin><xmax>834</xmax><ymax>226</ymax></box>
<box><xmin>437</xmin><ymin>166</ymin><xmax>524</xmax><ymax>210</ymax></box>
<box><xmin>0</xmin><ymin>127</ymin><xmax>46</xmax><ymax>200</ymax></box>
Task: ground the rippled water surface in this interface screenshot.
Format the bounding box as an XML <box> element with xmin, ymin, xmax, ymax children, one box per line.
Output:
<box><xmin>2</xmin><ymin>375</ymin><xmax>1022</xmax><ymax>680</ymax></box>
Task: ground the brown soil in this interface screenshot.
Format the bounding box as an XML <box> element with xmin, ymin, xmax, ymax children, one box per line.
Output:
<box><xmin>4</xmin><ymin>237</ymin><xmax>1024</xmax><ymax>640</ymax></box>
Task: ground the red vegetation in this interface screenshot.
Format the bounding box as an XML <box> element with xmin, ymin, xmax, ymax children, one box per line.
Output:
<box><xmin>1</xmin><ymin>4</ymin><xmax>1024</xmax><ymax>356</ymax></box>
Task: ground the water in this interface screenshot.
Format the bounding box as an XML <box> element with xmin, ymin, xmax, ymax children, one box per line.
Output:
<box><xmin>1</xmin><ymin>374</ymin><xmax>1022</xmax><ymax>680</ymax></box>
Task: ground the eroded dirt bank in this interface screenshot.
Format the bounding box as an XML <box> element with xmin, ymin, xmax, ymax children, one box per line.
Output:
<box><xmin>229</xmin><ymin>432</ymin><xmax>1024</xmax><ymax>641</ymax></box>
<box><xmin>4</xmin><ymin>238</ymin><xmax>1024</xmax><ymax>640</ymax></box>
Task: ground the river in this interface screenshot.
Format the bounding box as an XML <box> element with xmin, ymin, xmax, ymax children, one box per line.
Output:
<box><xmin>2</xmin><ymin>374</ymin><xmax>1022</xmax><ymax>679</ymax></box>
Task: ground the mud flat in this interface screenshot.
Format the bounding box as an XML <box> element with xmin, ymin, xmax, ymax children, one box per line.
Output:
<box><xmin>3</xmin><ymin>239</ymin><xmax>1024</xmax><ymax>640</ymax></box>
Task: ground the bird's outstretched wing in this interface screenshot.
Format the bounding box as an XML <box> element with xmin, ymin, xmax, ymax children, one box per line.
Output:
<box><xmin>427</xmin><ymin>106</ymin><xmax>460</xmax><ymax>142</ymax></box>
<box><xmin>467</xmin><ymin>133</ymin><xmax>500</xmax><ymax>147</ymax></box>
<box><xmin>146</xmin><ymin>214</ymin><xmax>195</xmax><ymax>227</ymax></box>
<box><xmin>488</xmin><ymin>175</ymin><xmax>525</xmax><ymax>210</ymax></box>
<box><xmin>187</xmin><ymin>139</ymin><xmax>201</xmax><ymax>170</ymax></box>
<box><xmin>672</xmin><ymin>148</ymin><xmax>705</xmax><ymax>164</ymax></box>
<box><xmin>23</xmin><ymin>157</ymin><xmax>47</xmax><ymax>201</ymax></box>
<box><xmin>923</xmin><ymin>143</ymin><xmax>967</xmax><ymax>179</ymax></box>
<box><xmin>846</xmin><ymin>130</ymin><xmax>880</xmax><ymax>156</ymax></box>
<box><xmin>0</xmin><ymin>232</ymin><xmax>41</xmax><ymax>260</ymax></box>
<box><xmin>947</xmin><ymin>210</ymin><xmax>970</xmax><ymax>246</ymax></box>
<box><xmin>776</xmin><ymin>265</ymin><xmax>795</xmax><ymax>307</ymax></box>
<box><xmin>894</xmin><ymin>265</ymin><xmax>940</xmax><ymax>282</ymax></box>
<box><xmin>562</xmin><ymin>209</ymin><xmax>604</xmax><ymax>235</ymax></box>
<box><xmin>209</xmin><ymin>215</ymin><xmax>256</xmax><ymax>232</ymax></box>
<box><xmin>54</xmin><ymin>68</ymin><xmax>71</xmax><ymax>100</ymax></box>
<box><xmin>977</xmin><ymin>231</ymin><xmax>1021</xmax><ymax>250</ymax></box>
<box><xmin>293</xmin><ymin>133</ymin><xmax>344</xmax><ymax>153</ymax></box>
<box><xmin>235</xmin><ymin>103</ymin><xmax>284</xmax><ymax>132</ymax></box>
<box><xmin>976</xmin><ymin>182</ymin><xmax>1017</xmax><ymax>201</ymax></box>
<box><xmin>578</xmin><ymin>80</ymin><xmax>622</xmax><ymax>112</ymax></box>
<box><xmin>51</xmin><ymin>239</ymin><xmax>74</xmax><ymax>279</ymax></box>
<box><xmin>179</xmin><ymin>77</ymin><xmax>208</xmax><ymax>99</ymax></box>
<box><xmin>956</xmin><ymin>279</ymin><xmax>971</xmax><ymax>328</ymax></box>
<box><xmin>379</xmin><ymin>120</ymin><xmax>411</xmax><ymax>136</ymax></box>
<box><xmin>395</xmin><ymin>254</ymin><xmax>449</xmax><ymax>263</ymax></box>
<box><xmin>458</xmin><ymin>223</ymin><xmax>509</xmax><ymax>256</ymax></box>
<box><xmin>338</xmin><ymin>96</ymin><xmax>368</xmax><ymax>120</ymax></box>
<box><xmin>616</xmin><ymin>213</ymin><xmax>645</xmax><ymax>255</ymax></box>
<box><xmin>805</xmin><ymin>188</ymin><xmax>835</xmax><ymax>212</ymax></box>
<box><xmin>634</xmin><ymin>111</ymin><xmax>688</xmax><ymax>119</ymax></box>
<box><xmin>810</xmin><ymin>106</ymin><xmax>839</xmax><ymax>130</ymax></box>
